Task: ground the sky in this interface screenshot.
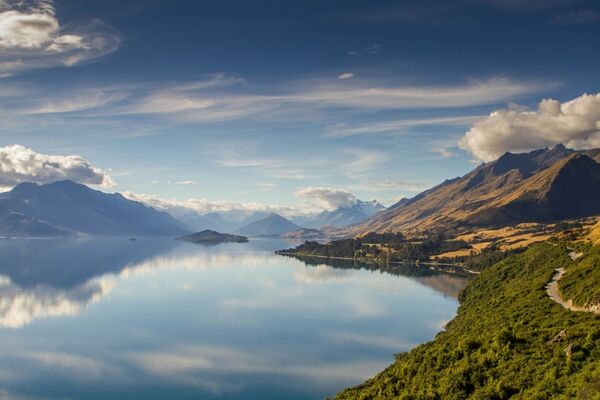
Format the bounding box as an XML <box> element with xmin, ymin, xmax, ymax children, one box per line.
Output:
<box><xmin>0</xmin><ymin>0</ymin><xmax>599</xmax><ymax>216</ymax></box>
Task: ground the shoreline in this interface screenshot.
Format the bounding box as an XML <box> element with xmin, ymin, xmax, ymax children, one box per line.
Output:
<box><xmin>275</xmin><ymin>251</ymin><xmax>478</xmax><ymax>275</ymax></box>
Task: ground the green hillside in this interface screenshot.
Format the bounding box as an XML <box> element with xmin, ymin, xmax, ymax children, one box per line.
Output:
<box><xmin>335</xmin><ymin>241</ymin><xmax>600</xmax><ymax>400</ymax></box>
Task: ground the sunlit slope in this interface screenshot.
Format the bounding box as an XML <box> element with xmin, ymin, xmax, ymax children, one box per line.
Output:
<box><xmin>336</xmin><ymin>242</ymin><xmax>600</xmax><ymax>399</ymax></box>
<box><xmin>352</xmin><ymin>146</ymin><xmax>600</xmax><ymax>235</ymax></box>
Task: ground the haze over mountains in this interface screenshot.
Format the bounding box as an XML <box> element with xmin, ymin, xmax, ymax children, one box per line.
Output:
<box><xmin>292</xmin><ymin>200</ymin><xmax>385</xmax><ymax>229</ymax></box>
<box><xmin>158</xmin><ymin>198</ymin><xmax>386</xmax><ymax>234</ymax></box>
<box><xmin>352</xmin><ymin>145</ymin><xmax>600</xmax><ymax>235</ymax></box>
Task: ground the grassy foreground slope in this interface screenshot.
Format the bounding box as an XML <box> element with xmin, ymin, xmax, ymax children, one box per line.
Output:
<box><xmin>336</xmin><ymin>242</ymin><xmax>600</xmax><ymax>400</ymax></box>
<box><xmin>560</xmin><ymin>245</ymin><xmax>600</xmax><ymax>310</ymax></box>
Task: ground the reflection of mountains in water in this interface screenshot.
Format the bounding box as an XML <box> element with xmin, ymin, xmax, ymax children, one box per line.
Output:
<box><xmin>280</xmin><ymin>254</ymin><xmax>470</xmax><ymax>299</ymax></box>
<box><xmin>0</xmin><ymin>238</ymin><xmax>180</xmax><ymax>328</ymax></box>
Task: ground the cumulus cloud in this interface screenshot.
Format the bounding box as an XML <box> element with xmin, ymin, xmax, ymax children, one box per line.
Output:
<box><xmin>0</xmin><ymin>0</ymin><xmax>119</xmax><ymax>75</ymax></box>
<box><xmin>295</xmin><ymin>187</ymin><xmax>358</xmax><ymax>210</ymax></box>
<box><xmin>459</xmin><ymin>93</ymin><xmax>600</xmax><ymax>161</ymax></box>
<box><xmin>0</xmin><ymin>144</ymin><xmax>115</xmax><ymax>188</ymax></box>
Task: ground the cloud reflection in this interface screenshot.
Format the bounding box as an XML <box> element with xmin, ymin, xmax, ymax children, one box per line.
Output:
<box><xmin>0</xmin><ymin>275</ymin><xmax>113</xmax><ymax>328</ymax></box>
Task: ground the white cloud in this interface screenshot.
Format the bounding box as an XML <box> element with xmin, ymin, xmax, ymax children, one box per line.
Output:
<box><xmin>338</xmin><ymin>73</ymin><xmax>355</xmax><ymax>80</ymax></box>
<box><xmin>325</xmin><ymin>115</ymin><xmax>482</xmax><ymax>138</ymax></box>
<box><xmin>0</xmin><ymin>1</ymin><xmax>119</xmax><ymax>75</ymax></box>
<box><xmin>459</xmin><ymin>93</ymin><xmax>600</xmax><ymax>161</ymax></box>
<box><xmin>120</xmin><ymin>76</ymin><xmax>548</xmax><ymax>122</ymax></box>
<box><xmin>295</xmin><ymin>186</ymin><xmax>358</xmax><ymax>210</ymax></box>
<box><xmin>340</xmin><ymin>148</ymin><xmax>388</xmax><ymax>177</ymax></box>
<box><xmin>175</xmin><ymin>180</ymin><xmax>197</xmax><ymax>185</ymax></box>
<box><xmin>430</xmin><ymin>147</ymin><xmax>454</xmax><ymax>158</ymax></box>
<box><xmin>0</xmin><ymin>144</ymin><xmax>115</xmax><ymax>188</ymax></box>
<box><xmin>348</xmin><ymin>43</ymin><xmax>381</xmax><ymax>56</ymax></box>
<box><xmin>354</xmin><ymin>179</ymin><xmax>427</xmax><ymax>193</ymax></box>
<box><xmin>258</xmin><ymin>182</ymin><xmax>276</xmax><ymax>191</ymax></box>
<box><xmin>123</xmin><ymin>192</ymin><xmax>314</xmax><ymax>220</ymax></box>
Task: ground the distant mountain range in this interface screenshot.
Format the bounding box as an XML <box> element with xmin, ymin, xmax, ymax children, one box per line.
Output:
<box><xmin>292</xmin><ymin>200</ymin><xmax>385</xmax><ymax>229</ymax></box>
<box><xmin>351</xmin><ymin>145</ymin><xmax>600</xmax><ymax>235</ymax></box>
<box><xmin>4</xmin><ymin>145</ymin><xmax>598</xmax><ymax>239</ymax></box>
<box><xmin>173</xmin><ymin>200</ymin><xmax>385</xmax><ymax>234</ymax></box>
<box><xmin>179</xmin><ymin>210</ymin><xmax>273</xmax><ymax>234</ymax></box>
<box><xmin>0</xmin><ymin>180</ymin><xmax>188</xmax><ymax>237</ymax></box>
<box><xmin>234</xmin><ymin>213</ymin><xmax>302</xmax><ymax>237</ymax></box>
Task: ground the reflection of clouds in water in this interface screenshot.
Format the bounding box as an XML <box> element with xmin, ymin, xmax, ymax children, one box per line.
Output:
<box><xmin>21</xmin><ymin>351</ymin><xmax>122</xmax><ymax>380</ymax></box>
<box><xmin>428</xmin><ymin>318</ymin><xmax>451</xmax><ymax>331</ymax></box>
<box><xmin>294</xmin><ymin>264</ymin><xmax>354</xmax><ymax>284</ymax></box>
<box><xmin>127</xmin><ymin>344</ymin><xmax>384</xmax><ymax>394</ymax></box>
<box><xmin>326</xmin><ymin>331</ymin><xmax>416</xmax><ymax>352</ymax></box>
<box><xmin>0</xmin><ymin>275</ymin><xmax>114</xmax><ymax>328</ymax></box>
<box><xmin>0</xmin><ymin>246</ymin><xmax>280</xmax><ymax>328</ymax></box>
<box><xmin>344</xmin><ymin>295</ymin><xmax>386</xmax><ymax>318</ymax></box>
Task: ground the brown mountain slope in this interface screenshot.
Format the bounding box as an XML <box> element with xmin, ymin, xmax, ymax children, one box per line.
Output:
<box><xmin>590</xmin><ymin>221</ymin><xmax>600</xmax><ymax>245</ymax></box>
<box><xmin>352</xmin><ymin>146</ymin><xmax>600</xmax><ymax>235</ymax></box>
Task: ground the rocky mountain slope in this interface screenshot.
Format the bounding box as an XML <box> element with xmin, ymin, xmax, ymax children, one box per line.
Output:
<box><xmin>352</xmin><ymin>145</ymin><xmax>600</xmax><ymax>235</ymax></box>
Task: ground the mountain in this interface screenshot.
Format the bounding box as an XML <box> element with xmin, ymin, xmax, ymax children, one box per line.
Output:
<box><xmin>352</xmin><ymin>145</ymin><xmax>600</xmax><ymax>235</ymax></box>
<box><xmin>177</xmin><ymin>230</ymin><xmax>248</xmax><ymax>243</ymax></box>
<box><xmin>294</xmin><ymin>200</ymin><xmax>385</xmax><ymax>229</ymax></box>
<box><xmin>234</xmin><ymin>213</ymin><xmax>302</xmax><ymax>237</ymax></box>
<box><xmin>180</xmin><ymin>211</ymin><xmax>271</xmax><ymax>233</ymax></box>
<box><xmin>0</xmin><ymin>180</ymin><xmax>188</xmax><ymax>237</ymax></box>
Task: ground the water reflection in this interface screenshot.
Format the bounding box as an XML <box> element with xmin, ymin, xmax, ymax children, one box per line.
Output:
<box><xmin>0</xmin><ymin>238</ymin><xmax>179</xmax><ymax>328</ymax></box>
<box><xmin>285</xmin><ymin>254</ymin><xmax>469</xmax><ymax>299</ymax></box>
<box><xmin>0</xmin><ymin>238</ymin><xmax>467</xmax><ymax>400</ymax></box>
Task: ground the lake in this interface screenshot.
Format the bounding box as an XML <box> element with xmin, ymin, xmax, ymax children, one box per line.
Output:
<box><xmin>0</xmin><ymin>237</ymin><xmax>468</xmax><ymax>399</ymax></box>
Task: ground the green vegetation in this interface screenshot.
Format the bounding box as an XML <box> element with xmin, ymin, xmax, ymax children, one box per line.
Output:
<box><xmin>560</xmin><ymin>245</ymin><xmax>600</xmax><ymax>308</ymax></box>
<box><xmin>176</xmin><ymin>230</ymin><xmax>248</xmax><ymax>243</ymax></box>
<box><xmin>277</xmin><ymin>233</ymin><xmax>470</xmax><ymax>264</ymax></box>
<box><xmin>335</xmin><ymin>242</ymin><xmax>600</xmax><ymax>400</ymax></box>
<box><xmin>453</xmin><ymin>245</ymin><xmax>525</xmax><ymax>272</ymax></box>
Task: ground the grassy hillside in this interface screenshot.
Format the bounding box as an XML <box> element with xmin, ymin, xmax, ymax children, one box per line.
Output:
<box><xmin>335</xmin><ymin>242</ymin><xmax>600</xmax><ymax>400</ymax></box>
<box><xmin>560</xmin><ymin>245</ymin><xmax>600</xmax><ymax>309</ymax></box>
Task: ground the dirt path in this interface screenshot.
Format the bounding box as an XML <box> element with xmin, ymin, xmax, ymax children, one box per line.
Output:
<box><xmin>545</xmin><ymin>251</ymin><xmax>600</xmax><ymax>314</ymax></box>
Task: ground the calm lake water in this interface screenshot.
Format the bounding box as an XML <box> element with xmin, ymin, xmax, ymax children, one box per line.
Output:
<box><xmin>0</xmin><ymin>237</ymin><xmax>467</xmax><ymax>400</ymax></box>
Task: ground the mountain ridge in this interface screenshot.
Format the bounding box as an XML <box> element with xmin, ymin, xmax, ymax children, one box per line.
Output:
<box><xmin>0</xmin><ymin>180</ymin><xmax>188</xmax><ymax>237</ymax></box>
<box><xmin>351</xmin><ymin>145</ymin><xmax>600</xmax><ymax>235</ymax></box>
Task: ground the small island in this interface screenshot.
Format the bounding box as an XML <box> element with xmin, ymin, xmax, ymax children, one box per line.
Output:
<box><xmin>176</xmin><ymin>230</ymin><xmax>248</xmax><ymax>243</ymax></box>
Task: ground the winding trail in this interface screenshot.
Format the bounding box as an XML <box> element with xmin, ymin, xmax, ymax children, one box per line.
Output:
<box><xmin>545</xmin><ymin>251</ymin><xmax>600</xmax><ymax>314</ymax></box>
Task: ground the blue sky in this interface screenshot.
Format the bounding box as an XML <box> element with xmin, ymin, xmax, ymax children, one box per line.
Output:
<box><xmin>0</xmin><ymin>0</ymin><xmax>599</xmax><ymax>214</ymax></box>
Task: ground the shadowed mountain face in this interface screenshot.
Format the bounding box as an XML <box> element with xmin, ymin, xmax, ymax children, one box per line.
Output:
<box><xmin>0</xmin><ymin>180</ymin><xmax>188</xmax><ymax>237</ymax></box>
<box><xmin>353</xmin><ymin>145</ymin><xmax>600</xmax><ymax>235</ymax></box>
<box><xmin>234</xmin><ymin>213</ymin><xmax>302</xmax><ymax>237</ymax></box>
